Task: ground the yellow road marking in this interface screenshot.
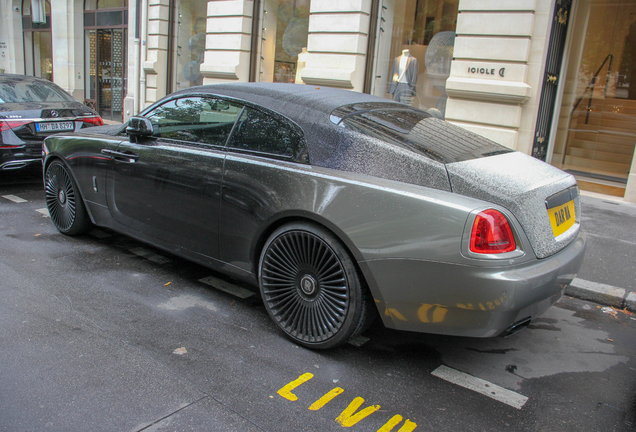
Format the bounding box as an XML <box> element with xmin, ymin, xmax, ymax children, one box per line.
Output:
<box><xmin>308</xmin><ymin>387</ymin><xmax>344</xmax><ymax>410</ymax></box>
<box><xmin>277</xmin><ymin>373</ymin><xmax>314</xmax><ymax>401</ymax></box>
<box><xmin>335</xmin><ymin>397</ymin><xmax>381</xmax><ymax>427</ymax></box>
<box><xmin>378</xmin><ymin>415</ymin><xmax>418</xmax><ymax>432</ymax></box>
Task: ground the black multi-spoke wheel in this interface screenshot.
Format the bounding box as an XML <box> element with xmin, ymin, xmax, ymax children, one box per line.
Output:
<box><xmin>259</xmin><ymin>222</ymin><xmax>373</xmax><ymax>349</ymax></box>
<box><xmin>45</xmin><ymin>160</ymin><xmax>90</xmax><ymax>235</ymax></box>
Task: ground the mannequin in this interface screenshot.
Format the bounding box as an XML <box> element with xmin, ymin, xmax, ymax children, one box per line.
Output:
<box><xmin>295</xmin><ymin>47</ymin><xmax>309</xmax><ymax>84</ymax></box>
<box><xmin>388</xmin><ymin>49</ymin><xmax>419</xmax><ymax>103</ymax></box>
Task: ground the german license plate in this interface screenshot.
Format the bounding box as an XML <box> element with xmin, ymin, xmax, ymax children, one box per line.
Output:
<box><xmin>548</xmin><ymin>200</ymin><xmax>575</xmax><ymax>237</ymax></box>
<box><xmin>36</xmin><ymin>121</ymin><xmax>74</xmax><ymax>132</ymax></box>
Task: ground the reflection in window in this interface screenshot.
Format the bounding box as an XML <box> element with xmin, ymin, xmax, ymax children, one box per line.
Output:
<box><xmin>259</xmin><ymin>0</ymin><xmax>311</xmax><ymax>83</ymax></box>
<box><xmin>371</xmin><ymin>0</ymin><xmax>458</xmax><ymax>117</ymax></box>
<box><xmin>146</xmin><ymin>97</ymin><xmax>243</xmax><ymax>146</ymax></box>
<box><xmin>0</xmin><ymin>79</ymin><xmax>75</xmax><ymax>103</ymax></box>
<box><xmin>228</xmin><ymin>107</ymin><xmax>304</xmax><ymax>159</ymax></box>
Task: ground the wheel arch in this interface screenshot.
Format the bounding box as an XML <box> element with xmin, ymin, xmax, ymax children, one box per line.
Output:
<box><xmin>250</xmin><ymin>211</ymin><xmax>366</xmax><ymax>278</ymax></box>
<box><xmin>249</xmin><ymin>211</ymin><xmax>388</xmax><ymax>322</ymax></box>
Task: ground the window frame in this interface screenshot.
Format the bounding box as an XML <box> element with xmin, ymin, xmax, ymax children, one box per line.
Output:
<box><xmin>138</xmin><ymin>93</ymin><xmax>309</xmax><ymax>163</ymax></box>
<box><xmin>143</xmin><ymin>95</ymin><xmax>244</xmax><ymax>149</ymax></box>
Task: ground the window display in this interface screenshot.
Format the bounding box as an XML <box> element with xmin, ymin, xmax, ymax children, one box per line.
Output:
<box><xmin>173</xmin><ymin>1</ymin><xmax>207</xmax><ymax>91</ymax></box>
<box><xmin>259</xmin><ymin>0</ymin><xmax>311</xmax><ymax>83</ymax></box>
<box><xmin>371</xmin><ymin>0</ymin><xmax>458</xmax><ymax>117</ymax></box>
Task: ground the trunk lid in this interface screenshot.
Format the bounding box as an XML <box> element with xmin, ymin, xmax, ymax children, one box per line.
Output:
<box><xmin>446</xmin><ymin>152</ymin><xmax>581</xmax><ymax>259</ymax></box>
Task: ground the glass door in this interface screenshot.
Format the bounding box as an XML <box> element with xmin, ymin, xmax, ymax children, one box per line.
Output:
<box><xmin>97</xmin><ymin>29</ymin><xmax>126</xmax><ymax>121</ymax></box>
<box><xmin>85</xmin><ymin>28</ymin><xmax>126</xmax><ymax>121</ymax></box>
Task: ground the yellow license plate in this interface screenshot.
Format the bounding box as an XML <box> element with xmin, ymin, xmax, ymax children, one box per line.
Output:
<box><xmin>548</xmin><ymin>200</ymin><xmax>575</xmax><ymax>237</ymax></box>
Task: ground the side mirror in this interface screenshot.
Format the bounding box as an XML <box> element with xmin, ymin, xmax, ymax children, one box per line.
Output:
<box><xmin>126</xmin><ymin>116</ymin><xmax>154</xmax><ymax>139</ymax></box>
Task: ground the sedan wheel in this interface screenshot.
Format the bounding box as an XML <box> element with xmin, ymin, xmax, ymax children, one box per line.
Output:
<box><xmin>259</xmin><ymin>222</ymin><xmax>372</xmax><ymax>349</ymax></box>
<box><xmin>45</xmin><ymin>160</ymin><xmax>90</xmax><ymax>235</ymax></box>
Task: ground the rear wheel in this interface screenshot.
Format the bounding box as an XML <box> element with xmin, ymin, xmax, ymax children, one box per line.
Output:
<box><xmin>259</xmin><ymin>222</ymin><xmax>373</xmax><ymax>349</ymax></box>
<box><xmin>45</xmin><ymin>160</ymin><xmax>90</xmax><ymax>235</ymax></box>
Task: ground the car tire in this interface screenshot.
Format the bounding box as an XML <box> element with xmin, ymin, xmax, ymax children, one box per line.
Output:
<box><xmin>45</xmin><ymin>160</ymin><xmax>90</xmax><ymax>235</ymax></box>
<box><xmin>259</xmin><ymin>222</ymin><xmax>374</xmax><ymax>349</ymax></box>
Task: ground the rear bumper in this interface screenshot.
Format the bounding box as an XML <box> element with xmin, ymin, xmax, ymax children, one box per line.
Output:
<box><xmin>360</xmin><ymin>230</ymin><xmax>586</xmax><ymax>337</ymax></box>
<box><xmin>1</xmin><ymin>140</ymin><xmax>43</xmax><ymax>170</ymax></box>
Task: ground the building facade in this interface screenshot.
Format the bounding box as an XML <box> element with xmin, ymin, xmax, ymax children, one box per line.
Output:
<box><xmin>1</xmin><ymin>0</ymin><xmax>635</xmax><ymax>201</ymax></box>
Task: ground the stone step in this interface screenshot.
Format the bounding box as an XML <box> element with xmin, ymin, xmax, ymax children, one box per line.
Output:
<box><xmin>571</xmin><ymin>130</ymin><xmax>636</xmax><ymax>146</ymax></box>
<box><xmin>563</xmin><ymin>155</ymin><xmax>632</xmax><ymax>175</ymax></box>
<box><xmin>567</xmin><ymin>138</ymin><xmax>636</xmax><ymax>155</ymax></box>
<box><xmin>567</xmin><ymin>147</ymin><xmax>633</xmax><ymax>164</ymax></box>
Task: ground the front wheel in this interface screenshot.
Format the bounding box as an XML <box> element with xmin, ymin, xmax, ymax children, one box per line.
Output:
<box><xmin>45</xmin><ymin>160</ymin><xmax>90</xmax><ymax>235</ymax></box>
<box><xmin>259</xmin><ymin>222</ymin><xmax>373</xmax><ymax>349</ymax></box>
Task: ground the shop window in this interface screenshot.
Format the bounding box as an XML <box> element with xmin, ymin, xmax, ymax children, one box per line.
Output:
<box><xmin>170</xmin><ymin>0</ymin><xmax>208</xmax><ymax>91</ymax></box>
<box><xmin>371</xmin><ymin>0</ymin><xmax>458</xmax><ymax>118</ymax></box>
<box><xmin>22</xmin><ymin>0</ymin><xmax>53</xmax><ymax>81</ymax></box>
<box><xmin>258</xmin><ymin>0</ymin><xmax>311</xmax><ymax>83</ymax></box>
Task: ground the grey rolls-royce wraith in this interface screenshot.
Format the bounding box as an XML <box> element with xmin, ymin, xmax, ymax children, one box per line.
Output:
<box><xmin>42</xmin><ymin>83</ymin><xmax>585</xmax><ymax>349</ymax></box>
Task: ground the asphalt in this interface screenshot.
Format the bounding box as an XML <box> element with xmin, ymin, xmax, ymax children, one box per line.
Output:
<box><xmin>565</xmin><ymin>190</ymin><xmax>636</xmax><ymax>313</ymax></box>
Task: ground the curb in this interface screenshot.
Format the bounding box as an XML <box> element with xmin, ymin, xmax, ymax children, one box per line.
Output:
<box><xmin>565</xmin><ymin>278</ymin><xmax>636</xmax><ymax>312</ymax></box>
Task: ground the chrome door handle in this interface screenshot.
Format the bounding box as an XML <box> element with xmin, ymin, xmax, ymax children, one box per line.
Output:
<box><xmin>101</xmin><ymin>149</ymin><xmax>139</xmax><ymax>162</ymax></box>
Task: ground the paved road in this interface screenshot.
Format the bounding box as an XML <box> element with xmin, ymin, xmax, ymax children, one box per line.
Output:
<box><xmin>1</xmin><ymin>167</ymin><xmax>635</xmax><ymax>432</ymax></box>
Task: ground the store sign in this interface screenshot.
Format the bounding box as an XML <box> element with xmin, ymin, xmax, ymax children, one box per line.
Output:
<box><xmin>468</xmin><ymin>66</ymin><xmax>506</xmax><ymax>78</ymax></box>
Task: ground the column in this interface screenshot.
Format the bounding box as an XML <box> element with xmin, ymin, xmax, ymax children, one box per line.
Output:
<box><xmin>0</xmin><ymin>0</ymin><xmax>25</xmax><ymax>74</ymax></box>
<box><xmin>200</xmin><ymin>0</ymin><xmax>253</xmax><ymax>84</ymax></box>
<box><xmin>300</xmin><ymin>0</ymin><xmax>371</xmax><ymax>92</ymax></box>
<box><xmin>144</xmin><ymin>0</ymin><xmax>169</xmax><ymax>104</ymax></box>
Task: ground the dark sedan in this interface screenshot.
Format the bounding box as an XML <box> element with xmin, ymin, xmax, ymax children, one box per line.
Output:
<box><xmin>0</xmin><ymin>74</ymin><xmax>102</xmax><ymax>171</ymax></box>
<box><xmin>42</xmin><ymin>83</ymin><xmax>585</xmax><ymax>349</ymax></box>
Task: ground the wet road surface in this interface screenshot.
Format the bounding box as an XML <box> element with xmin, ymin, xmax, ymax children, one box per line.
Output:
<box><xmin>1</xmin><ymin>168</ymin><xmax>635</xmax><ymax>432</ymax></box>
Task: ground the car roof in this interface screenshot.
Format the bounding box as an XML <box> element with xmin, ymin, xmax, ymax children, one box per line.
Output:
<box><xmin>172</xmin><ymin>82</ymin><xmax>406</xmax><ymax>128</ymax></box>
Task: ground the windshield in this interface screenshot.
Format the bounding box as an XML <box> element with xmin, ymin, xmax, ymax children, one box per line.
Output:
<box><xmin>331</xmin><ymin>103</ymin><xmax>513</xmax><ymax>164</ymax></box>
<box><xmin>0</xmin><ymin>79</ymin><xmax>76</xmax><ymax>103</ymax></box>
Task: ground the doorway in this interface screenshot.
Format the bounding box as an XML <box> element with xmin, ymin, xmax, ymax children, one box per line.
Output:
<box><xmin>552</xmin><ymin>0</ymin><xmax>636</xmax><ymax>196</ymax></box>
<box><xmin>84</xmin><ymin>3</ymin><xmax>128</xmax><ymax>123</ymax></box>
<box><xmin>97</xmin><ymin>29</ymin><xmax>126</xmax><ymax>121</ymax></box>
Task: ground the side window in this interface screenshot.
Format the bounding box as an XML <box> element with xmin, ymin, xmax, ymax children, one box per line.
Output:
<box><xmin>228</xmin><ymin>107</ymin><xmax>305</xmax><ymax>160</ymax></box>
<box><xmin>144</xmin><ymin>97</ymin><xmax>242</xmax><ymax>146</ymax></box>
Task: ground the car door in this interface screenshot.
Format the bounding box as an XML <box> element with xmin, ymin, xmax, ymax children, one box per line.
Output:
<box><xmin>219</xmin><ymin>105</ymin><xmax>309</xmax><ymax>273</ymax></box>
<box><xmin>106</xmin><ymin>96</ymin><xmax>243</xmax><ymax>259</ymax></box>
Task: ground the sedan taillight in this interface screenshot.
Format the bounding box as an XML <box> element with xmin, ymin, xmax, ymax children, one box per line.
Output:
<box><xmin>77</xmin><ymin>116</ymin><xmax>104</xmax><ymax>127</ymax></box>
<box><xmin>469</xmin><ymin>209</ymin><xmax>516</xmax><ymax>254</ymax></box>
<box><xmin>0</xmin><ymin>120</ymin><xmax>31</xmax><ymax>132</ymax></box>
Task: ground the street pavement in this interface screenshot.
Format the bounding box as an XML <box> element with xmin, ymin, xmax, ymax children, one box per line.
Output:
<box><xmin>1</xmin><ymin>166</ymin><xmax>635</xmax><ymax>432</ymax></box>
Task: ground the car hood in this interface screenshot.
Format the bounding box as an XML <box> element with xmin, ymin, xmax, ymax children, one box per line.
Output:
<box><xmin>446</xmin><ymin>151</ymin><xmax>580</xmax><ymax>259</ymax></box>
<box><xmin>0</xmin><ymin>101</ymin><xmax>96</xmax><ymax>118</ymax></box>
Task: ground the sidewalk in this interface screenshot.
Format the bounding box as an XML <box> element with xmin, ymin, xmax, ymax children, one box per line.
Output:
<box><xmin>565</xmin><ymin>190</ymin><xmax>636</xmax><ymax>312</ymax></box>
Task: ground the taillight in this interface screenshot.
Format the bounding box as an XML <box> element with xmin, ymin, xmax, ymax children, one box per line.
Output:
<box><xmin>469</xmin><ymin>209</ymin><xmax>516</xmax><ymax>254</ymax></box>
<box><xmin>0</xmin><ymin>120</ymin><xmax>31</xmax><ymax>132</ymax></box>
<box><xmin>78</xmin><ymin>116</ymin><xmax>103</xmax><ymax>127</ymax></box>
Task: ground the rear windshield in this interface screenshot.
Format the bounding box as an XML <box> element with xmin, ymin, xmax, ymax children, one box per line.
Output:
<box><xmin>0</xmin><ymin>79</ymin><xmax>76</xmax><ymax>103</ymax></box>
<box><xmin>330</xmin><ymin>103</ymin><xmax>512</xmax><ymax>164</ymax></box>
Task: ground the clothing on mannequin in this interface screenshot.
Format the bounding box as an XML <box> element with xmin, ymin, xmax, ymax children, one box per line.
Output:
<box><xmin>295</xmin><ymin>47</ymin><xmax>308</xmax><ymax>84</ymax></box>
<box><xmin>388</xmin><ymin>49</ymin><xmax>419</xmax><ymax>103</ymax></box>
